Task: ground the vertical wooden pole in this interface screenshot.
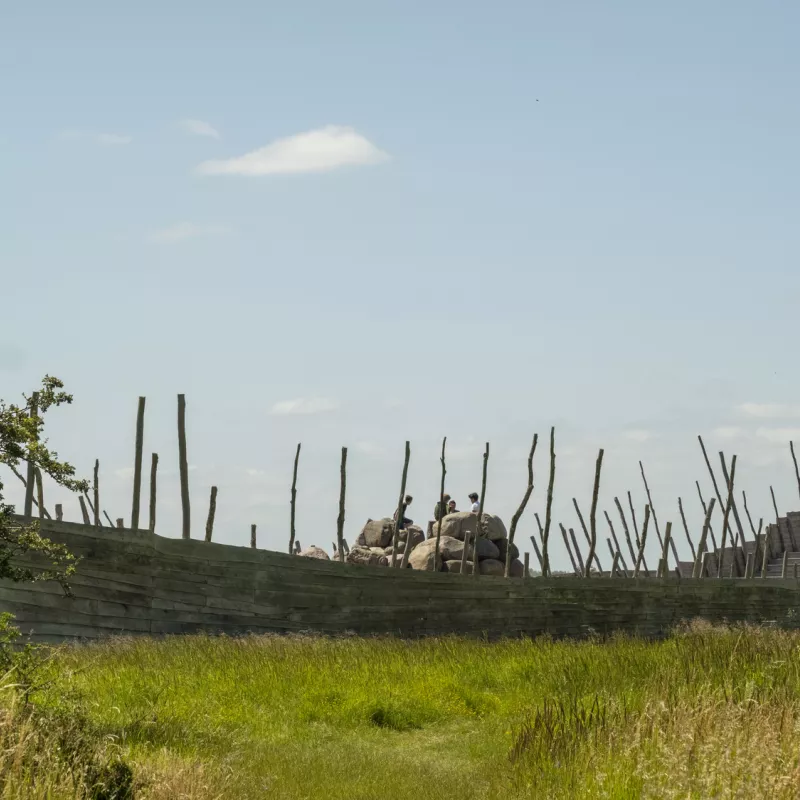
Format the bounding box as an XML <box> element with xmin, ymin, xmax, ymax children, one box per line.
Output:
<box><xmin>659</xmin><ymin>521</ymin><xmax>673</xmax><ymax>576</ymax></box>
<box><xmin>289</xmin><ymin>443</ymin><xmax>301</xmax><ymax>555</ymax></box>
<box><xmin>78</xmin><ymin>496</ymin><xmax>91</xmax><ymax>525</ymax></box>
<box><xmin>701</xmin><ymin>551</ymin><xmax>713</xmax><ymax>578</ymax></box>
<box><xmin>696</xmin><ymin>482</ymin><xmax>720</xmax><ymax>552</ymax></box>
<box><xmin>567</xmin><ymin>527</ymin><xmax>585</xmax><ymax>575</ymax></box>
<box><xmin>148</xmin><ymin>453</ymin><xmax>158</xmax><ymax>533</ymax></box>
<box><xmin>744</xmin><ymin>551</ymin><xmax>753</xmax><ymax>579</ymax></box>
<box><xmin>35</xmin><ymin>468</ymin><xmax>44</xmax><ymax>520</ymax></box>
<box><xmin>557</xmin><ymin>521</ymin><xmax>580</xmax><ymax>575</ymax></box>
<box><xmin>585</xmin><ymin>448</ymin><xmax>604</xmax><ymax>577</ymax></box>
<box><xmin>677</xmin><ymin>498</ymin><xmax>696</xmax><ymax>561</ymax></box>
<box><xmin>627</xmin><ymin>492</ymin><xmax>641</xmax><ymax>549</ymax></box>
<box><xmin>604</xmin><ymin>511</ymin><xmax>629</xmax><ymax>573</ymax></box>
<box><xmin>93</xmin><ymin>459</ymin><xmax>100</xmax><ymax>527</ymax></box>
<box><xmin>692</xmin><ymin>499</ymin><xmax>716</xmax><ymax>578</ymax></box>
<box><xmin>459</xmin><ymin>531</ymin><xmax>471</xmax><ymax>574</ymax></box>
<box><xmin>506</xmin><ymin>434</ymin><xmax>538</xmax><ymax>577</ymax></box>
<box><xmin>177</xmin><ymin>394</ymin><xmax>190</xmax><ymax>539</ymax></box>
<box><xmin>392</xmin><ymin>441</ymin><xmax>411</xmax><ymax>568</ymax></box>
<box><xmin>116</xmin><ymin>518</ymin><xmax>124</xmax><ymax>529</ymax></box>
<box><xmin>719</xmin><ymin>452</ymin><xmax>748</xmax><ymax>573</ymax></box>
<box><xmin>336</xmin><ymin>447</ymin><xmax>347</xmax><ymax>563</ymax></box>
<box><xmin>634</xmin><ymin>506</ymin><xmax>651</xmax><ymax>578</ymax></box>
<box><xmin>23</xmin><ymin>391</ymin><xmax>39</xmax><ymax>519</ymax></box>
<box><xmin>205</xmin><ymin>486</ymin><xmax>218</xmax><ymax>542</ymax></box>
<box><xmin>55</xmin><ymin>503</ymin><xmax>63</xmax><ymax>522</ymax></box>
<box><xmin>716</xmin><ymin>455</ymin><xmax>737</xmax><ymax>577</ymax></box>
<box><xmin>342</xmin><ymin>539</ymin><xmax>350</xmax><ymax>555</ymax></box>
<box><xmin>434</xmin><ymin>438</ymin><xmax>448</xmax><ymax>571</ymax></box>
<box><xmin>791</xmin><ymin>441</ymin><xmax>800</xmax><ymax>505</ymax></box>
<box><xmin>614</xmin><ymin>497</ymin><xmax>639</xmax><ymax>565</ymax></box>
<box><xmin>131</xmin><ymin>397</ymin><xmax>146</xmax><ymax>530</ymax></box>
<box><xmin>251</xmin><ymin>524</ymin><xmax>257</xmax><ymax>549</ymax></box>
<box><xmin>541</xmin><ymin>427</ymin><xmax>556</xmax><ymax>578</ymax></box>
<box><xmin>294</xmin><ymin>540</ymin><xmax>301</xmax><ymax>554</ymax></box>
<box><xmin>472</xmin><ymin>442</ymin><xmax>489</xmax><ymax>577</ymax></box>
<box><xmin>573</xmin><ymin>499</ymin><xmax>603</xmax><ymax>573</ymax></box>
<box><xmin>523</xmin><ymin>551</ymin><xmax>530</xmax><ymax>579</ymax></box>
<box><xmin>781</xmin><ymin>549</ymin><xmax>789</xmax><ymax>578</ymax></box>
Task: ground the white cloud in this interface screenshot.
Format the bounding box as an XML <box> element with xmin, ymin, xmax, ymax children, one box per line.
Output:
<box><xmin>356</xmin><ymin>441</ymin><xmax>385</xmax><ymax>457</ymax></box>
<box><xmin>269</xmin><ymin>397</ymin><xmax>339</xmax><ymax>416</ymax></box>
<box><xmin>711</xmin><ymin>427</ymin><xmax>744</xmax><ymax>440</ymax></box>
<box><xmin>755</xmin><ymin>427</ymin><xmax>800</xmax><ymax>444</ymax></box>
<box><xmin>180</xmin><ymin>119</ymin><xmax>220</xmax><ymax>139</ymax></box>
<box><xmin>738</xmin><ymin>403</ymin><xmax>800</xmax><ymax>419</ymax></box>
<box><xmin>195</xmin><ymin>125</ymin><xmax>389</xmax><ymax>176</ymax></box>
<box><xmin>58</xmin><ymin>129</ymin><xmax>132</xmax><ymax>146</ymax></box>
<box><xmin>114</xmin><ymin>467</ymin><xmax>134</xmax><ymax>479</ymax></box>
<box><xmin>147</xmin><ymin>222</ymin><xmax>232</xmax><ymax>244</ymax></box>
<box><xmin>622</xmin><ymin>429</ymin><xmax>653</xmax><ymax>443</ymax></box>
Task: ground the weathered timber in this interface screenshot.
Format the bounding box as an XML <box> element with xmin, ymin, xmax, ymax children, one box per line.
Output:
<box><xmin>634</xmin><ymin>506</ymin><xmax>651</xmax><ymax>578</ymax></box>
<box><xmin>149</xmin><ymin>453</ymin><xmax>158</xmax><ymax>532</ymax></box>
<box><xmin>585</xmin><ymin>448</ymin><xmax>604</xmax><ymax>577</ymax></box>
<box><xmin>251</xmin><ymin>524</ymin><xmax>257</xmax><ymax>549</ymax></box>
<box><xmin>717</xmin><ymin>455</ymin><xmax>737</xmax><ymax>578</ymax></box>
<box><xmin>392</xmin><ymin>441</ymin><xmax>411</xmax><ymax>568</ymax></box>
<box><xmin>78</xmin><ymin>496</ymin><xmax>91</xmax><ymax>525</ymax></box>
<box><xmin>568</xmin><ymin>527</ymin><xmax>586</xmax><ymax>575</ymax></box>
<box><xmin>35</xmin><ymin>468</ymin><xmax>44</xmax><ymax>521</ymax></box>
<box><xmin>23</xmin><ymin>391</ymin><xmax>39</xmax><ymax>518</ymax></box>
<box><xmin>506</xmin><ymin>434</ymin><xmax>538</xmax><ymax>577</ymax></box>
<box><xmin>177</xmin><ymin>394</ymin><xmax>190</xmax><ymax>539</ymax></box>
<box><xmin>523</xmin><ymin>552</ymin><xmax>529</xmax><ymax>579</ymax></box>
<box><xmin>289</xmin><ymin>443</ymin><xmax>301</xmax><ymax>555</ymax></box>
<box><xmin>435</xmin><ymin>437</ymin><xmax>447</xmax><ymax>572</ymax></box>
<box><xmin>614</xmin><ymin>497</ymin><xmax>638</xmax><ymax>565</ymax></box>
<box><xmin>541</xmin><ymin>427</ymin><xmax>555</xmax><ymax>578</ymax></box>
<box><xmin>473</xmin><ymin>442</ymin><xmax>489</xmax><ymax>578</ymax></box>
<box><xmin>677</xmin><ymin>497</ymin><xmax>696</xmax><ymax>561</ymax></box>
<box><xmin>573</xmin><ymin>498</ymin><xmax>603</xmax><ymax>574</ymax></box>
<box><xmin>603</xmin><ymin>510</ymin><xmax>630</xmax><ymax>574</ymax></box>
<box><xmin>336</xmin><ymin>447</ymin><xmax>347</xmax><ymax>563</ymax></box>
<box><xmin>93</xmin><ymin>459</ymin><xmax>100</xmax><ymax>527</ymax></box>
<box><xmin>205</xmin><ymin>487</ymin><xmax>218</xmax><ymax>543</ymax></box>
<box><xmin>692</xmin><ymin>499</ymin><xmax>716</xmax><ymax>579</ymax></box>
<box><xmin>55</xmin><ymin>504</ymin><xmax>63</xmax><ymax>522</ymax></box>
<box><xmin>557</xmin><ymin>520</ymin><xmax>580</xmax><ymax>575</ymax></box>
<box><xmin>131</xmin><ymin>397</ymin><xmax>146</xmax><ymax>530</ymax></box>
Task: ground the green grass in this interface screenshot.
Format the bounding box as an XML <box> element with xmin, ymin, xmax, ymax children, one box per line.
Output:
<box><xmin>13</xmin><ymin>623</ymin><xmax>800</xmax><ymax>798</ymax></box>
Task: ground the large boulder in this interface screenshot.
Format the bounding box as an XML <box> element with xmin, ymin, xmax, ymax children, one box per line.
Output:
<box><xmin>472</xmin><ymin>537</ymin><xmax>501</xmax><ymax>561</ymax></box>
<box><xmin>360</xmin><ymin>518</ymin><xmax>395</xmax><ymax>548</ymax></box>
<box><xmin>346</xmin><ymin>545</ymin><xmax>388</xmax><ymax>567</ymax></box>
<box><xmin>444</xmin><ymin>559</ymin><xmax>474</xmax><ymax>574</ymax></box>
<box><xmin>299</xmin><ymin>545</ymin><xmax>330</xmax><ymax>560</ymax></box>
<box><xmin>397</xmin><ymin>525</ymin><xmax>425</xmax><ymax>549</ymax></box>
<box><xmin>496</xmin><ymin>539</ymin><xmax>519</xmax><ymax>563</ymax></box>
<box><xmin>508</xmin><ymin>558</ymin><xmax>525</xmax><ymax>578</ymax></box>
<box><xmin>478</xmin><ymin>558</ymin><xmax>505</xmax><ymax>576</ymax></box>
<box><xmin>408</xmin><ymin>540</ymin><xmax>439</xmax><ymax>571</ymax></box>
<box><xmin>436</xmin><ymin>511</ymin><xmax>507</xmax><ymax>543</ymax></box>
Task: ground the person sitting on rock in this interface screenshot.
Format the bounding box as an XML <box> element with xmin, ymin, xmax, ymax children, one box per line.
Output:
<box><xmin>433</xmin><ymin>494</ymin><xmax>451</xmax><ymax>521</ymax></box>
<box><xmin>393</xmin><ymin>495</ymin><xmax>414</xmax><ymax>530</ymax></box>
<box><xmin>447</xmin><ymin>499</ymin><xmax>458</xmax><ymax>515</ymax></box>
<box><xmin>469</xmin><ymin>493</ymin><xmax>480</xmax><ymax>512</ymax></box>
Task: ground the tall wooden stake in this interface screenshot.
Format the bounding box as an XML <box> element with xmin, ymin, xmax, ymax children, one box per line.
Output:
<box><xmin>336</xmin><ymin>447</ymin><xmax>347</xmax><ymax>563</ymax></box>
<box><xmin>627</xmin><ymin>492</ymin><xmax>641</xmax><ymax>549</ymax></box>
<box><xmin>392</xmin><ymin>441</ymin><xmax>411</xmax><ymax>568</ymax></box>
<box><xmin>103</xmin><ymin>510</ymin><xmax>114</xmax><ymax>527</ymax></box>
<box><xmin>677</xmin><ymin>498</ymin><xmax>696</xmax><ymax>561</ymax></box>
<box><xmin>23</xmin><ymin>391</ymin><xmax>39</xmax><ymax>519</ymax></box>
<box><xmin>78</xmin><ymin>495</ymin><xmax>91</xmax><ymax>525</ymax></box>
<box><xmin>557</xmin><ymin>521</ymin><xmax>580</xmax><ymax>575</ymax></box>
<box><xmin>584</xmin><ymin>448</ymin><xmax>604</xmax><ymax>577</ymax></box>
<box><xmin>131</xmin><ymin>396</ymin><xmax>146</xmax><ymax>530</ymax></box>
<box><xmin>614</xmin><ymin>497</ymin><xmax>638</xmax><ymax>565</ymax></box>
<box><xmin>35</xmin><ymin>468</ymin><xmax>44</xmax><ymax>520</ymax></box>
<box><xmin>770</xmin><ymin>485</ymin><xmax>785</xmax><ymax>561</ymax></box>
<box><xmin>523</xmin><ymin>551</ymin><xmax>530</xmax><ymax>579</ymax></box>
<box><xmin>205</xmin><ymin>486</ymin><xmax>218</xmax><ymax>542</ymax></box>
<box><xmin>541</xmin><ymin>427</ymin><xmax>556</xmax><ymax>578</ymax></box>
<box><xmin>659</xmin><ymin>521</ymin><xmax>673</xmax><ymax>576</ymax></box>
<box><xmin>529</xmin><ymin>535</ymin><xmax>544</xmax><ymax>573</ymax></box>
<box><xmin>472</xmin><ymin>442</ymin><xmax>489</xmax><ymax>577</ymax></box>
<box><xmin>604</xmin><ymin>511</ymin><xmax>629</xmax><ymax>573</ymax></box>
<box><xmin>251</xmin><ymin>524</ymin><xmax>257</xmax><ymax>549</ymax></box>
<box><xmin>434</xmin><ymin>437</ymin><xmax>447</xmax><ymax>572</ymax></box>
<box><xmin>791</xmin><ymin>441</ymin><xmax>800</xmax><ymax>504</ymax></box>
<box><xmin>716</xmin><ymin>455</ymin><xmax>737</xmax><ymax>578</ymax></box>
<box><xmin>640</xmin><ymin>461</ymin><xmax>679</xmax><ymax>564</ymax></box>
<box><xmin>55</xmin><ymin>504</ymin><xmax>63</xmax><ymax>521</ymax></box>
<box><xmin>573</xmin><ymin>498</ymin><xmax>603</xmax><ymax>573</ymax></box>
<box><xmin>506</xmin><ymin>434</ymin><xmax>539</xmax><ymax>577</ymax></box>
<box><xmin>289</xmin><ymin>443</ymin><xmax>301</xmax><ymax>555</ymax></box>
<box><xmin>692</xmin><ymin>498</ymin><xmax>717</xmax><ymax>578</ymax></box>
<box><xmin>148</xmin><ymin>453</ymin><xmax>158</xmax><ymax>532</ymax></box>
<box><xmin>116</xmin><ymin>518</ymin><xmax>124</xmax><ymax>529</ymax></box>
<box><xmin>93</xmin><ymin>459</ymin><xmax>100</xmax><ymax>527</ymax></box>
<box><xmin>568</xmin><ymin>527</ymin><xmax>586</xmax><ymax>575</ymax></box>
<box><xmin>696</xmin><ymin>482</ymin><xmax>720</xmax><ymax>552</ymax></box>
<box><xmin>177</xmin><ymin>394</ymin><xmax>190</xmax><ymax>539</ymax></box>
<box><xmin>633</xmin><ymin>506</ymin><xmax>651</xmax><ymax>578</ymax></box>
<box><xmin>719</xmin><ymin>452</ymin><xmax>749</xmax><ymax>572</ymax></box>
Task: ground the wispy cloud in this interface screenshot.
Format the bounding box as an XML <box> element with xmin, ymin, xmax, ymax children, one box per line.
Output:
<box><xmin>755</xmin><ymin>427</ymin><xmax>800</xmax><ymax>444</ymax></box>
<box><xmin>147</xmin><ymin>222</ymin><xmax>232</xmax><ymax>244</ymax></box>
<box><xmin>737</xmin><ymin>402</ymin><xmax>800</xmax><ymax>419</ymax></box>
<box><xmin>269</xmin><ymin>397</ymin><xmax>339</xmax><ymax>416</ymax></box>
<box><xmin>58</xmin><ymin>129</ymin><xmax>132</xmax><ymax>146</ymax></box>
<box><xmin>180</xmin><ymin>119</ymin><xmax>220</xmax><ymax>139</ymax></box>
<box><xmin>622</xmin><ymin>429</ymin><xmax>653</xmax><ymax>443</ymax></box>
<box><xmin>711</xmin><ymin>427</ymin><xmax>744</xmax><ymax>440</ymax></box>
<box><xmin>196</xmin><ymin>125</ymin><xmax>389</xmax><ymax>176</ymax></box>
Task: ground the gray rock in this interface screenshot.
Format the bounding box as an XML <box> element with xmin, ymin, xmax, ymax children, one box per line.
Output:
<box><xmin>397</xmin><ymin>525</ymin><xmax>425</xmax><ymax>549</ymax></box>
<box><xmin>360</xmin><ymin>518</ymin><xmax>395</xmax><ymax>548</ymax></box>
<box><xmin>346</xmin><ymin>545</ymin><xmax>388</xmax><ymax>567</ymax></box>
<box><xmin>478</xmin><ymin>558</ymin><xmax>505</xmax><ymax>576</ymax></box>
<box><xmin>509</xmin><ymin>558</ymin><xmax>525</xmax><ymax>578</ymax></box>
<box><xmin>299</xmin><ymin>545</ymin><xmax>330</xmax><ymax>560</ymax></box>
<box><xmin>436</xmin><ymin>511</ymin><xmax>508</xmax><ymax>542</ymax></box>
<box><xmin>472</xmin><ymin>537</ymin><xmax>501</xmax><ymax>561</ymax></box>
<box><xmin>444</xmin><ymin>559</ymin><xmax>474</xmax><ymax>574</ymax></box>
<box><xmin>496</xmin><ymin>539</ymin><xmax>519</xmax><ymax>563</ymax></box>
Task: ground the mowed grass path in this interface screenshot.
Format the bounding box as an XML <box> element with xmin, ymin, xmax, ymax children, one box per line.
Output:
<box><xmin>42</xmin><ymin>625</ymin><xmax>800</xmax><ymax>798</ymax></box>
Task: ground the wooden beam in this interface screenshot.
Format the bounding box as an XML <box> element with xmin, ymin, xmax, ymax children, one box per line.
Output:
<box><xmin>177</xmin><ymin>394</ymin><xmax>190</xmax><ymax>539</ymax></box>
<box><xmin>131</xmin><ymin>396</ymin><xmax>146</xmax><ymax>530</ymax></box>
<box><xmin>93</xmin><ymin>459</ymin><xmax>100</xmax><ymax>527</ymax></box>
<box><xmin>148</xmin><ymin>453</ymin><xmax>158</xmax><ymax>533</ymax></box>
<box><xmin>205</xmin><ymin>487</ymin><xmax>218</xmax><ymax>543</ymax></box>
<box><xmin>391</xmin><ymin>441</ymin><xmax>411</xmax><ymax>569</ymax></box>
<box><xmin>506</xmin><ymin>434</ymin><xmax>538</xmax><ymax>577</ymax></box>
<box><xmin>23</xmin><ymin>391</ymin><xmax>39</xmax><ymax>518</ymax></box>
<box><xmin>541</xmin><ymin>427</ymin><xmax>556</xmax><ymax>578</ymax></box>
<box><xmin>336</xmin><ymin>447</ymin><xmax>347</xmax><ymax>562</ymax></box>
<box><xmin>585</xmin><ymin>449</ymin><xmax>604</xmax><ymax>577</ymax></box>
<box><xmin>289</xmin><ymin>443</ymin><xmax>301</xmax><ymax>555</ymax></box>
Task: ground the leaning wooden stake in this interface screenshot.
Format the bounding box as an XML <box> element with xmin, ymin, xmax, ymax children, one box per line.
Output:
<box><xmin>716</xmin><ymin>455</ymin><xmax>737</xmax><ymax>578</ymax></box>
<box><xmin>573</xmin><ymin>499</ymin><xmax>603</xmax><ymax>573</ymax></box>
<box><xmin>633</xmin><ymin>506</ymin><xmax>651</xmax><ymax>578</ymax></box>
<box><xmin>131</xmin><ymin>396</ymin><xmax>146</xmax><ymax>530</ymax></box>
<box><xmin>638</xmin><ymin>462</ymin><xmax>665</xmax><ymax>552</ymax></box>
<box><xmin>719</xmin><ymin>452</ymin><xmax>749</xmax><ymax>573</ymax></box>
<box><xmin>791</xmin><ymin>441</ymin><xmax>800</xmax><ymax>504</ymax></box>
<box><xmin>78</xmin><ymin>496</ymin><xmax>91</xmax><ymax>525</ymax></box>
<box><xmin>541</xmin><ymin>427</ymin><xmax>556</xmax><ymax>578</ymax></box>
<box><xmin>149</xmin><ymin>453</ymin><xmax>158</xmax><ymax>532</ymax></box>
<box><xmin>336</xmin><ymin>447</ymin><xmax>347</xmax><ymax>563</ymax></box>
<box><xmin>744</xmin><ymin>551</ymin><xmax>754</xmax><ymax>579</ymax></box>
<box><xmin>392</xmin><ymin>441</ymin><xmax>411</xmax><ymax>569</ymax></box>
<box><xmin>659</xmin><ymin>521</ymin><xmax>673</xmax><ymax>577</ymax></box>
<box><xmin>103</xmin><ymin>511</ymin><xmax>114</xmax><ymax>528</ymax></box>
<box><xmin>698</xmin><ymin>435</ymin><xmax>734</xmax><ymax>555</ymax></box>
<box><xmin>289</xmin><ymin>443</ymin><xmax>301</xmax><ymax>555</ymax></box>
<box><xmin>35</xmin><ymin>468</ymin><xmax>44</xmax><ymax>520</ymax></box>
<box><xmin>627</xmin><ymin>492</ymin><xmax>642</xmax><ymax>549</ymax></box>
<box><xmin>614</xmin><ymin>497</ymin><xmax>638</xmax><ymax>565</ymax></box>
<box><xmin>584</xmin><ymin>449</ymin><xmax>604</xmax><ymax>577</ymax></box>
<box><xmin>677</xmin><ymin>497</ymin><xmax>697</xmax><ymax>561</ymax></box>
<box><xmin>696</xmin><ymin>482</ymin><xmax>719</xmax><ymax>552</ymax></box>
<box><xmin>692</xmin><ymin>498</ymin><xmax>717</xmax><ymax>578</ymax></box>
<box><xmin>177</xmin><ymin>395</ymin><xmax>191</xmax><ymax>539</ymax></box>
<box><xmin>604</xmin><ymin>512</ymin><xmax>629</xmax><ymax>574</ymax></box>
<box><xmin>556</xmin><ymin>520</ymin><xmax>580</xmax><ymax>575</ymax></box>
<box><xmin>205</xmin><ymin>487</ymin><xmax>218</xmax><ymax>542</ymax></box>
<box><xmin>93</xmin><ymin>459</ymin><xmax>100</xmax><ymax>527</ymax></box>
<box><xmin>251</xmin><ymin>524</ymin><xmax>257</xmax><ymax>549</ymax></box>
<box><xmin>472</xmin><ymin>442</ymin><xmax>489</xmax><ymax>577</ymax></box>
<box><xmin>568</xmin><ymin>527</ymin><xmax>586</xmax><ymax>575</ymax></box>
<box><xmin>23</xmin><ymin>391</ymin><xmax>39</xmax><ymax>519</ymax></box>
<box><xmin>9</xmin><ymin>465</ymin><xmax>51</xmax><ymax>519</ymax></box>
<box><xmin>610</xmin><ymin>551</ymin><xmax>621</xmax><ymax>578</ymax></box>
<box><xmin>434</xmin><ymin>437</ymin><xmax>448</xmax><ymax>572</ymax></box>
<box><xmin>529</xmin><ymin>535</ymin><xmax>544</xmax><ymax>573</ymax></box>
<box><xmin>506</xmin><ymin>434</ymin><xmax>539</xmax><ymax>577</ymax></box>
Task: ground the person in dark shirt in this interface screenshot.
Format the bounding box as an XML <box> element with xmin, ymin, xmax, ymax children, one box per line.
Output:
<box><xmin>447</xmin><ymin>499</ymin><xmax>458</xmax><ymax>515</ymax></box>
<box><xmin>393</xmin><ymin>495</ymin><xmax>414</xmax><ymax>530</ymax></box>
<box><xmin>433</xmin><ymin>494</ymin><xmax>451</xmax><ymax>521</ymax></box>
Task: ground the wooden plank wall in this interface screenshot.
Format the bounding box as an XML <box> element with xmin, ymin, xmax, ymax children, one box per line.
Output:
<box><xmin>3</xmin><ymin>518</ymin><xmax>800</xmax><ymax>643</ymax></box>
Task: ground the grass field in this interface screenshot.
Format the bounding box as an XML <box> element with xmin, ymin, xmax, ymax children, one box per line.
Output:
<box><xmin>4</xmin><ymin>623</ymin><xmax>800</xmax><ymax>798</ymax></box>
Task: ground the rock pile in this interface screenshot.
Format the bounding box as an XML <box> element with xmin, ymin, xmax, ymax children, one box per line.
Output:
<box><xmin>345</xmin><ymin>511</ymin><xmax>525</xmax><ymax>577</ymax></box>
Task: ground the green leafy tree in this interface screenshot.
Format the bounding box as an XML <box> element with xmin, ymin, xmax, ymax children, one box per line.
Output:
<box><xmin>0</xmin><ymin>376</ymin><xmax>87</xmax><ymax>590</ymax></box>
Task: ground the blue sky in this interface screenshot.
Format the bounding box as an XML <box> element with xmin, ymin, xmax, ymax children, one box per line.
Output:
<box><xmin>2</xmin><ymin>1</ymin><xmax>800</xmax><ymax>569</ymax></box>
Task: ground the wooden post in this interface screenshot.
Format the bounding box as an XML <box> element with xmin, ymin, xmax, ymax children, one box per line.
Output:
<box><xmin>55</xmin><ymin>503</ymin><xmax>63</xmax><ymax>521</ymax></box>
<box><xmin>205</xmin><ymin>486</ymin><xmax>218</xmax><ymax>542</ymax></box>
<box><xmin>177</xmin><ymin>394</ymin><xmax>190</xmax><ymax>539</ymax></box>
<box><xmin>568</xmin><ymin>528</ymin><xmax>586</xmax><ymax>575</ymax></box>
<box><xmin>584</xmin><ymin>449</ymin><xmax>604</xmax><ymax>578</ymax></box>
<box><xmin>604</xmin><ymin>511</ymin><xmax>630</xmax><ymax>573</ymax></box>
<box><xmin>93</xmin><ymin>459</ymin><xmax>100</xmax><ymax>527</ymax></box>
<box><xmin>761</xmin><ymin>517</ymin><xmax>770</xmax><ymax>579</ymax></box>
<box><xmin>294</xmin><ymin>540</ymin><xmax>301</xmax><ymax>554</ymax></box>
<box><xmin>557</xmin><ymin>521</ymin><xmax>580</xmax><ymax>575</ymax></box>
<box><xmin>610</xmin><ymin>551</ymin><xmax>620</xmax><ymax>578</ymax></box>
<box><xmin>696</xmin><ymin>482</ymin><xmax>719</xmax><ymax>552</ymax></box>
<box><xmin>131</xmin><ymin>396</ymin><xmax>146</xmax><ymax>530</ymax></box>
<box><xmin>657</xmin><ymin>557</ymin><xmax>667</xmax><ymax>578</ymax></box>
<box><xmin>32</xmin><ymin>468</ymin><xmax>43</xmax><ymax>521</ymax></box>
<box><xmin>698</xmin><ymin>435</ymin><xmax>735</xmax><ymax>555</ymax></box>
<box><xmin>677</xmin><ymin>498</ymin><xmax>697</xmax><ymax>561</ymax></box>
<box><xmin>627</xmin><ymin>492</ymin><xmax>641</xmax><ymax>549</ymax></box>
<box><xmin>289</xmin><ymin>443</ymin><xmax>301</xmax><ymax>555</ymax></box>
<box><xmin>719</xmin><ymin>452</ymin><xmax>749</xmax><ymax>573</ymax></box>
<box><xmin>541</xmin><ymin>427</ymin><xmax>556</xmax><ymax>578</ymax></box>
<box><xmin>116</xmin><ymin>518</ymin><xmax>124</xmax><ymax>529</ymax></box>
<box><xmin>702</xmin><ymin>551</ymin><xmax>713</xmax><ymax>578</ymax></box>
<box><xmin>529</xmin><ymin>535</ymin><xmax>544</xmax><ymax>573</ymax></box>
<box><xmin>523</xmin><ymin>551</ymin><xmax>530</xmax><ymax>579</ymax></box>
<box><xmin>781</xmin><ymin>550</ymin><xmax>789</xmax><ymax>579</ymax></box>
<box><xmin>742</xmin><ymin>490</ymin><xmax>764</xmax><ymax>564</ymax></box>
<box><xmin>251</xmin><ymin>524</ymin><xmax>257</xmax><ymax>549</ymax></box>
<box><xmin>392</xmin><ymin>441</ymin><xmax>411</xmax><ymax>569</ymax></box>
<box><xmin>634</xmin><ymin>506</ymin><xmax>651</xmax><ymax>578</ymax></box>
<box><xmin>692</xmin><ymin>498</ymin><xmax>716</xmax><ymax>578</ymax></box>
<box><xmin>744</xmin><ymin>551</ymin><xmax>754</xmax><ymax>579</ymax></box>
<box><xmin>9</xmin><ymin>464</ymin><xmax>51</xmax><ymax>520</ymax></box>
<box><xmin>336</xmin><ymin>447</ymin><xmax>347</xmax><ymax>563</ymax></box>
<box><xmin>434</xmin><ymin>437</ymin><xmax>448</xmax><ymax>571</ymax></box>
<box><xmin>639</xmin><ymin>461</ymin><xmax>666</xmax><ymax>553</ymax></box>
<box><xmin>716</xmin><ymin>455</ymin><xmax>737</xmax><ymax>578</ymax></box>
<box><xmin>795</xmin><ymin>562</ymin><xmax>798</xmax><ymax>580</ymax></box>
<box><xmin>78</xmin><ymin>495</ymin><xmax>91</xmax><ymax>525</ymax></box>
<box><xmin>103</xmin><ymin>511</ymin><xmax>114</xmax><ymax>528</ymax></box>
<box><xmin>458</xmin><ymin>530</ymin><xmax>471</xmax><ymax>574</ymax></box>
<box><xmin>659</xmin><ymin>521</ymin><xmax>673</xmax><ymax>576</ymax></box>
<box><xmin>472</xmin><ymin>442</ymin><xmax>489</xmax><ymax>577</ymax></box>
<box><xmin>614</xmin><ymin>497</ymin><xmax>639</xmax><ymax>565</ymax></box>
<box><xmin>506</xmin><ymin>434</ymin><xmax>539</xmax><ymax>577</ymax></box>
<box><xmin>573</xmin><ymin>499</ymin><xmax>603</xmax><ymax>574</ymax></box>
<box><xmin>791</xmin><ymin>441</ymin><xmax>800</xmax><ymax>504</ymax></box>
<box><xmin>148</xmin><ymin>453</ymin><xmax>158</xmax><ymax>533</ymax></box>
<box><xmin>23</xmin><ymin>391</ymin><xmax>39</xmax><ymax>519</ymax></box>
<box><xmin>342</xmin><ymin>539</ymin><xmax>350</xmax><ymax>555</ymax></box>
